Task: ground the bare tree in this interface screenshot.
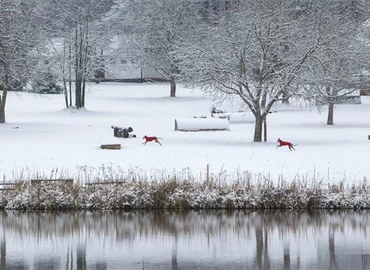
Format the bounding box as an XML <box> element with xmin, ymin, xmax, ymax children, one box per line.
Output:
<box><xmin>115</xmin><ymin>0</ymin><xmax>197</xmax><ymax>97</ymax></box>
<box><xmin>42</xmin><ymin>0</ymin><xmax>115</xmax><ymax>109</ymax></box>
<box><xmin>0</xmin><ymin>0</ymin><xmax>42</xmax><ymax>123</ymax></box>
<box><xmin>177</xmin><ymin>0</ymin><xmax>362</xmax><ymax>142</ymax></box>
<box><xmin>301</xmin><ymin>1</ymin><xmax>365</xmax><ymax>125</ymax></box>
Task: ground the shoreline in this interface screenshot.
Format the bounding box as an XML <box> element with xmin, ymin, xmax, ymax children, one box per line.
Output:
<box><xmin>1</xmin><ymin>175</ymin><xmax>369</xmax><ymax>210</ymax></box>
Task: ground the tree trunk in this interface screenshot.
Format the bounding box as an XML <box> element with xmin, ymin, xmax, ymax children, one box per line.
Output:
<box><xmin>263</xmin><ymin>117</ymin><xmax>267</xmax><ymax>142</ymax></box>
<box><xmin>82</xmin><ymin>17</ymin><xmax>89</xmax><ymax>108</ymax></box>
<box><xmin>253</xmin><ymin>114</ymin><xmax>263</xmax><ymax>142</ymax></box>
<box><xmin>261</xmin><ymin>91</ymin><xmax>267</xmax><ymax>108</ymax></box>
<box><xmin>327</xmin><ymin>103</ymin><xmax>334</xmax><ymax>125</ymax></box>
<box><xmin>69</xmin><ymin>32</ymin><xmax>72</xmax><ymax>107</ymax></box>
<box><xmin>0</xmin><ymin>99</ymin><xmax>5</xmax><ymax>124</ymax></box>
<box><xmin>62</xmin><ymin>42</ymin><xmax>69</xmax><ymax>108</ymax></box>
<box><xmin>75</xmin><ymin>27</ymin><xmax>81</xmax><ymax>108</ymax></box>
<box><xmin>75</xmin><ymin>26</ymin><xmax>85</xmax><ymax>109</ymax></box>
<box><xmin>82</xmin><ymin>78</ymin><xmax>86</xmax><ymax>107</ymax></box>
<box><xmin>75</xmin><ymin>77</ymin><xmax>82</xmax><ymax>109</ymax></box>
<box><xmin>170</xmin><ymin>76</ymin><xmax>176</xmax><ymax>97</ymax></box>
<box><xmin>326</xmin><ymin>86</ymin><xmax>336</xmax><ymax>125</ymax></box>
<box><xmin>63</xmin><ymin>78</ymin><xmax>69</xmax><ymax>108</ymax></box>
<box><xmin>0</xmin><ymin>87</ymin><xmax>7</xmax><ymax>124</ymax></box>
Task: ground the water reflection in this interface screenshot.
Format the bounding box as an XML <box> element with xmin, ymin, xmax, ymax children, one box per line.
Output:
<box><xmin>0</xmin><ymin>210</ymin><xmax>370</xmax><ymax>269</ymax></box>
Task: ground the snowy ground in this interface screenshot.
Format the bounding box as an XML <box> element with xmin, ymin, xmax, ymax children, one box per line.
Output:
<box><xmin>1</xmin><ymin>82</ymin><xmax>369</xmax><ymax>184</ymax></box>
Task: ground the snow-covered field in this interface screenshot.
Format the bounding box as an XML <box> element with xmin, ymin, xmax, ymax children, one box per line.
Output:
<box><xmin>1</xmin><ymin>82</ymin><xmax>369</xmax><ymax>184</ymax></box>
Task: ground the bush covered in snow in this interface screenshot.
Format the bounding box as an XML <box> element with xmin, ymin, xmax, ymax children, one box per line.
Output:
<box><xmin>1</xmin><ymin>167</ymin><xmax>370</xmax><ymax>211</ymax></box>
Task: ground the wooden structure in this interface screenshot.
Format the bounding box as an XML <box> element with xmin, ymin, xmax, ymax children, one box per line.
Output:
<box><xmin>0</xmin><ymin>178</ymin><xmax>74</xmax><ymax>191</ymax></box>
<box><xmin>85</xmin><ymin>181</ymin><xmax>124</xmax><ymax>186</ymax></box>
<box><xmin>101</xmin><ymin>144</ymin><xmax>121</xmax><ymax>150</ymax></box>
<box><xmin>30</xmin><ymin>179</ymin><xmax>74</xmax><ymax>185</ymax></box>
<box><xmin>0</xmin><ymin>182</ymin><xmax>18</xmax><ymax>191</ymax></box>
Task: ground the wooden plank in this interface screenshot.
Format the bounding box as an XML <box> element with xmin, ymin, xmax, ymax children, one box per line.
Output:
<box><xmin>1</xmin><ymin>179</ymin><xmax>73</xmax><ymax>184</ymax></box>
<box><xmin>30</xmin><ymin>179</ymin><xmax>73</xmax><ymax>183</ymax></box>
<box><xmin>0</xmin><ymin>179</ymin><xmax>74</xmax><ymax>189</ymax></box>
<box><xmin>0</xmin><ymin>182</ymin><xmax>20</xmax><ymax>185</ymax></box>
<box><xmin>0</xmin><ymin>188</ymin><xmax>15</xmax><ymax>191</ymax></box>
<box><xmin>0</xmin><ymin>182</ymin><xmax>18</xmax><ymax>191</ymax></box>
<box><xmin>86</xmin><ymin>181</ymin><xmax>124</xmax><ymax>186</ymax></box>
<box><xmin>100</xmin><ymin>144</ymin><xmax>121</xmax><ymax>150</ymax></box>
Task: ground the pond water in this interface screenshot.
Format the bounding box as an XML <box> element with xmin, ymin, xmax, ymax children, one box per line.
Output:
<box><xmin>0</xmin><ymin>210</ymin><xmax>369</xmax><ymax>270</ymax></box>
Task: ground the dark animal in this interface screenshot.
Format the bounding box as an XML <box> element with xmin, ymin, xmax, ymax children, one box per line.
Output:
<box><xmin>142</xmin><ymin>135</ymin><xmax>162</xmax><ymax>146</ymax></box>
<box><xmin>277</xmin><ymin>138</ymin><xmax>296</xmax><ymax>151</ymax></box>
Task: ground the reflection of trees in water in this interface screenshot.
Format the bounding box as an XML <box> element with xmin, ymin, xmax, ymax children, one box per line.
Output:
<box><xmin>1</xmin><ymin>210</ymin><xmax>370</xmax><ymax>269</ymax></box>
<box><xmin>77</xmin><ymin>244</ymin><xmax>87</xmax><ymax>270</ymax></box>
<box><xmin>1</xmin><ymin>236</ymin><xmax>5</xmax><ymax>270</ymax></box>
<box><xmin>1</xmin><ymin>210</ymin><xmax>370</xmax><ymax>240</ymax></box>
<box><xmin>329</xmin><ymin>227</ymin><xmax>337</xmax><ymax>270</ymax></box>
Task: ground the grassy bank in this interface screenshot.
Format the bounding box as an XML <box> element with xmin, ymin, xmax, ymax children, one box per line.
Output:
<box><xmin>1</xmin><ymin>167</ymin><xmax>370</xmax><ymax>210</ymax></box>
